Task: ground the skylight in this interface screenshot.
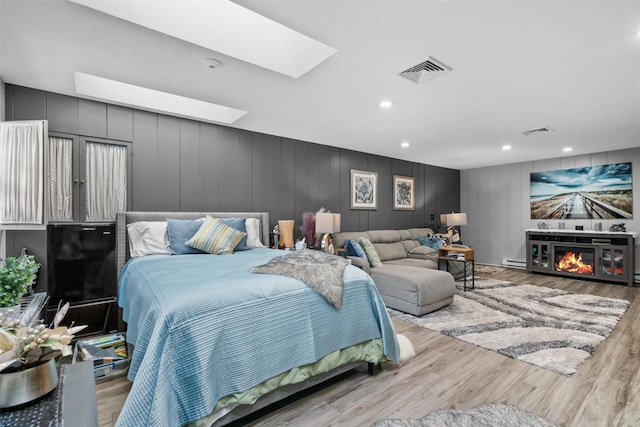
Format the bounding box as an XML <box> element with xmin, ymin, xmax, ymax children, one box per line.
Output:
<box><xmin>70</xmin><ymin>0</ymin><xmax>337</xmax><ymax>78</ymax></box>
<box><xmin>74</xmin><ymin>72</ymin><xmax>247</xmax><ymax>124</ymax></box>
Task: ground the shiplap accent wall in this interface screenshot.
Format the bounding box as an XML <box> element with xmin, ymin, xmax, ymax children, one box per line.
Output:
<box><xmin>461</xmin><ymin>148</ymin><xmax>640</xmax><ymax>278</ymax></box>
<box><xmin>3</xmin><ymin>84</ymin><xmax>460</xmax><ymax>267</ymax></box>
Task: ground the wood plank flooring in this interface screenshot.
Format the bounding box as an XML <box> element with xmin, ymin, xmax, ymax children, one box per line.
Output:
<box><xmin>96</xmin><ymin>268</ymin><xmax>640</xmax><ymax>426</ymax></box>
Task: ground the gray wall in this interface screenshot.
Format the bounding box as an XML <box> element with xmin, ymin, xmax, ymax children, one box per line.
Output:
<box><xmin>461</xmin><ymin>148</ymin><xmax>640</xmax><ymax>279</ymax></box>
<box><xmin>3</xmin><ymin>83</ymin><xmax>460</xmax><ymax>289</ymax></box>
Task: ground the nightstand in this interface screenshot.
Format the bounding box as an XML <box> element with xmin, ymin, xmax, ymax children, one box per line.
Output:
<box><xmin>438</xmin><ymin>247</ymin><xmax>475</xmax><ymax>291</ymax></box>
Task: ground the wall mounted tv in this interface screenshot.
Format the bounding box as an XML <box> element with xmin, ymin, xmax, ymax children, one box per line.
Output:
<box><xmin>530</xmin><ymin>162</ymin><xmax>632</xmax><ymax>220</ymax></box>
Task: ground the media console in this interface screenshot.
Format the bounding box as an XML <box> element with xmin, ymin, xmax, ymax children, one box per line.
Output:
<box><xmin>526</xmin><ymin>229</ymin><xmax>636</xmax><ymax>287</ymax></box>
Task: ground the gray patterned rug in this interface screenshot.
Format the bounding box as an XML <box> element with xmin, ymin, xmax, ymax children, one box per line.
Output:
<box><xmin>372</xmin><ymin>403</ymin><xmax>557</xmax><ymax>427</ymax></box>
<box><xmin>389</xmin><ymin>278</ymin><xmax>629</xmax><ymax>375</ymax></box>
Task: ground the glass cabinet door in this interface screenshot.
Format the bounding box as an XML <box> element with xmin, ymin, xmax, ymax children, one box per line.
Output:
<box><xmin>600</xmin><ymin>247</ymin><xmax>626</xmax><ymax>277</ymax></box>
<box><xmin>530</xmin><ymin>243</ymin><xmax>549</xmax><ymax>270</ymax></box>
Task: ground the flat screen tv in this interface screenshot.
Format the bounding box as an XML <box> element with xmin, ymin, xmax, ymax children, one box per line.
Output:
<box><xmin>530</xmin><ymin>162</ymin><xmax>632</xmax><ymax>220</ymax></box>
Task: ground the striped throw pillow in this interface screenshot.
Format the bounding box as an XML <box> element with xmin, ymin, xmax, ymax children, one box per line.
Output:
<box><xmin>185</xmin><ymin>217</ymin><xmax>247</xmax><ymax>255</ymax></box>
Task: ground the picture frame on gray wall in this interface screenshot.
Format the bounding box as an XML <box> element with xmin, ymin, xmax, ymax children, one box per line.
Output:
<box><xmin>350</xmin><ymin>169</ymin><xmax>378</xmax><ymax>210</ymax></box>
<box><xmin>393</xmin><ymin>175</ymin><xmax>415</xmax><ymax>210</ymax></box>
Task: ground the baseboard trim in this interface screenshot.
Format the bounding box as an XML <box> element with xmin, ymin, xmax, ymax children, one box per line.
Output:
<box><xmin>501</xmin><ymin>258</ymin><xmax>526</xmax><ymax>269</ymax></box>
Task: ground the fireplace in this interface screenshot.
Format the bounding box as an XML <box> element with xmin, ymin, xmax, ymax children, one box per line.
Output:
<box><xmin>527</xmin><ymin>230</ymin><xmax>635</xmax><ymax>287</ymax></box>
<box><xmin>554</xmin><ymin>246</ymin><xmax>595</xmax><ymax>276</ymax></box>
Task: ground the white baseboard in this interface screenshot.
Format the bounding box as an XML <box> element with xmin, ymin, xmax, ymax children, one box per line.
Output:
<box><xmin>502</xmin><ymin>258</ymin><xmax>526</xmax><ymax>269</ymax></box>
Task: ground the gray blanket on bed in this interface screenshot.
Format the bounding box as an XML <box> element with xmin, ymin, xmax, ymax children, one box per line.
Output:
<box><xmin>250</xmin><ymin>250</ymin><xmax>349</xmax><ymax>308</ymax></box>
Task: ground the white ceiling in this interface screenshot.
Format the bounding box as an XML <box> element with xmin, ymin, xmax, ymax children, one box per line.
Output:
<box><xmin>1</xmin><ymin>0</ymin><xmax>638</xmax><ymax>170</ymax></box>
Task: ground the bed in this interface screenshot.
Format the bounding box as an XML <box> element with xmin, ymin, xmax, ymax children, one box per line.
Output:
<box><xmin>114</xmin><ymin>211</ymin><xmax>400</xmax><ymax>427</ymax></box>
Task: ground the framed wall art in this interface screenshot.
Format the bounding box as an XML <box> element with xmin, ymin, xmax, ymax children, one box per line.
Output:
<box><xmin>530</xmin><ymin>162</ymin><xmax>633</xmax><ymax>219</ymax></box>
<box><xmin>393</xmin><ymin>175</ymin><xmax>415</xmax><ymax>210</ymax></box>
<box><xmin>350</xmin><ymin>169</ymin><xmax>377</xmax><ymax>210</ymax></box>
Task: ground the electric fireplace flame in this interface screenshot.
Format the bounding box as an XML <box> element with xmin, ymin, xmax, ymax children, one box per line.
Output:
<box><xmin>555</xmin><ymin>251</ymin><xmax>594</xmax><ymax>274</ymax></box>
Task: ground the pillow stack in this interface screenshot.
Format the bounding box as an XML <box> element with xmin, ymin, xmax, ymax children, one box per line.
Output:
<box><xmin>127</xmin><ymin>216</ymin><xmax>266</xmax><ymax>258</ymax></box>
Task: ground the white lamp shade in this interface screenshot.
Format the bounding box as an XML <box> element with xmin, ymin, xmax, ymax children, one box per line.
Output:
<box><xmin>445</xmin><ymin>212</ymin><xmax>467</xmax><ymax>227</ymax></box>
<box><xmin>440</xmin><ymin>213</ymin><xmax>448</xmax><ymax>225</ymax></box>
<box><xmin>316</xmin><ymin>213</ymin><xmax>341</xmax><ymax>233</ymax></box>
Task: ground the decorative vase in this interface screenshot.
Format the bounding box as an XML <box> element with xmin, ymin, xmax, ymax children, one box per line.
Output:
<box><xmin>278</xmin><ymin>220</ymin><xmax>295</xmax><ymax>249</ymax></box>
<box><xmin>0</xmin><ymin>358</ymin><xmax>58</xmax><ymax>408</ymax></box>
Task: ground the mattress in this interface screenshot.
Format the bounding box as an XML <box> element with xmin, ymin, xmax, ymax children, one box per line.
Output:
<box><xmin>116</xmin><ymin>248</ymin><xmax>399</xmax><ymax>426</ymax></box>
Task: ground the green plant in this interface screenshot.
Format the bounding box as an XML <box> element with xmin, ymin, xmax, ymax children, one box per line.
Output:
<box><xmin>0</xmin><ymin>255</ymin><xmax>39</xmax><ymax>308</ymax></box>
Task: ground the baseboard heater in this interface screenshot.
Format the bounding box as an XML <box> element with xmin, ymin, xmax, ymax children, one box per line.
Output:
<box><xmin>502</xmin><ymin>258</ymin><xmax>526</xmax><ymax>269</ymax></box>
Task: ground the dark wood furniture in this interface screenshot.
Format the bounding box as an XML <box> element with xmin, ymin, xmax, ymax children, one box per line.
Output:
<box><xmin>526</xmin><ymin>229</ymin><xmax>636</xmax><ymax>286</ymax></box>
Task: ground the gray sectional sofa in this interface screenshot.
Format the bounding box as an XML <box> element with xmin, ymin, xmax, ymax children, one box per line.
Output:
<box><xmin>333</xmin><ymin>228</ymin><xmax>466</xmax><ymax>316</ymax></box>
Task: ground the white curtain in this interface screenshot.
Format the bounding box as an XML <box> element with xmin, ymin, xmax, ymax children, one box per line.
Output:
<box><xmin>0</xmin><ymin>121</ymin><xmax>45</xmax><ymax>225</ymax></box>
<box><xmin>86</xmin><ymin>142</ymin><xmax>127</xmax><ymax>221</ymax></box>
<box><xmin>48</xmin><ymin>137</ymin><xmax>73</xmax><ymax>221</ymax></box>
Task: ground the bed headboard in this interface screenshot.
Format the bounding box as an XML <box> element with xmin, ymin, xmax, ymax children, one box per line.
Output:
<box><xmin>115</xmin><ymin>211</ymin><xmax>270</xmax><ymax>280</ymax></box>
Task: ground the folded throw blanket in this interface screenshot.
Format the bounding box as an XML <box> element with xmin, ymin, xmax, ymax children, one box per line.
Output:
<box><xmin>250</xmin><ymin>250</ymin><xmax>349</xmax><ymax>308</ymax></box>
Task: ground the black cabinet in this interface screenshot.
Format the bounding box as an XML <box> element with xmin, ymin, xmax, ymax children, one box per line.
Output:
<box><xmin>46</xmin><ymin>224</ymin><xmax>117</xmax><ymax>335</ymax></box>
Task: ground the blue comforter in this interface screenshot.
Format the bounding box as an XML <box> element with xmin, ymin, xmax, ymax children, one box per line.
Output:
<box><xmin>116</xmin><ymin>248</ymin><xmax>399</xmax><ymax>427</ymax></box>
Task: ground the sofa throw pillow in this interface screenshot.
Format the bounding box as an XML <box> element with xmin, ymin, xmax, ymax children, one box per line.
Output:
<box><xmin>166</xmin><ymin>218</ymin><xmax>206</xmax><ymax>255</ymax></box>
<box><xmin>419</xmin><ymin>236</ymin><xmax>444</xmax><ymax>252</ymax></box>
<box><xmin>216</xmin><ymin>217</ymin><xmax>250</xmax><ymax>251</ymax></box>
<box><xmin>344</xmin><ymin>239</ymin><xmax>367</xmax><ymax>260</ymax></box>
<box><xmin>186</xmin><ymin>217</ymin><xmax>247</xmax><ymax>255</ymax></box>
<box><xmin>127</xmin><ymin>221</ymin><xmax>170</xmax><ymax>258</ymax></box>
<box><xmin>357</xmin><ymin>237</ymin><xmax>383</xmax><ymax>268</ymax></box>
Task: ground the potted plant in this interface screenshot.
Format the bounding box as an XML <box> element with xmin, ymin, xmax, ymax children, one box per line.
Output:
<box><xmin>0</xmin><ymin>249</ymin><xmax>39</xmax><ymax>309</ymax></box>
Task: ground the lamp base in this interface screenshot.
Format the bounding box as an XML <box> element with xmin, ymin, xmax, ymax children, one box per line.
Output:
<box><xmin>320</xmin><ymin>234</ymin><xmax>335</xmax><ymax>254</ymax></box>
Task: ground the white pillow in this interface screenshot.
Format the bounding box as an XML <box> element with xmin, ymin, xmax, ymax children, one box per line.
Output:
<box><xmin>245</xmin><ymin>218</ymin><xmax>266</xmax><ymax>248</ymax></box>
<box><xmin>127</xmin><ymin>221</ymin><xmax>170</xmax><ymax>258</ymax></box>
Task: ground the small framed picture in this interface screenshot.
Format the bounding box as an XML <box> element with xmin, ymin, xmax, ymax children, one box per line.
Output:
<box><xmin>350</xmin><ymin>169</ymin><xmax>378</xmax><ymax>210</ymax></box>
<box><xmin>393</xmin><ymin>175</ymin><xmax>415</xmax><ymax>210</ymax></box>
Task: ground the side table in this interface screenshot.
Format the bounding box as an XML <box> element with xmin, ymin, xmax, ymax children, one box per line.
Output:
<box><xmin>0</xmin><ymin>361</ymin><xmax>97</xmax><ymax>427</ymax></box>
<box><xmin>438</xmin><ymin>247</ymin><xmax>475</xmax><ymax>291</ymax></box>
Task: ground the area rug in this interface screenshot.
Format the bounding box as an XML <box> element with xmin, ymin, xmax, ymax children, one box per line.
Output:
<box><xmin>372</xmin><ymin>403</ymin><xmax>557</xmax><ymax>427</ymax></box>
<box><xmin>388</xmin><ymin>278</ymin><xmax>629</xmax><ymax>375</ymax></box>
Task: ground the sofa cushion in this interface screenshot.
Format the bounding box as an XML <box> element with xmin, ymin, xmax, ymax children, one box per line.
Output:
<box><xmin>369</xmin><ymin>265</ymin><xmax>455</xmax><ymax>316</ymax></box>
<box><xmin>373</xmin><ymin>241</ymin><xmax>408</xmax><ymax>262</ymax></box>
<box><xmin>358</xmin><ymin>237</ymin><xmax>382</xmax><ymax>268</ymax></box>
<box><xmin>385</xmin><ymin>257</ymin><xmax>438</xmax><ymax>269</ymax></box>
<box><xmin>418</xmin><ymin>235</ymin><xmax>445</xmax><ymax>251</ymax></box>
<box><xmin>334</xmin><ymin>231</ymin><xmax>370</xmax><ymax>254</ymax></box>
<box><xmin>408</xmin><ymin>245</ymin><xmax>436</xmax><ymax>259</ymax></box>
<box><xmin>344</xmin><ymin>239</ymin><xmax>367</xmax><ymax>260</ymax></box>
<box><xmin>407</xmin><ymin>228</ymin><xmax>435</xmax><ymax>240</ymax></box>
<box><xmin>367</xmin><ymin>230</ymin><xmax>402</xmax><ymax>243</ymax></box>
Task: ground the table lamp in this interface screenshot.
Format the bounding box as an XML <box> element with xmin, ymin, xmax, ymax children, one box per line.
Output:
<box><xmin>445</xmin><ymin>212</ymin><xmax>467</xmax><ymax>243</ymax></box>
<box><xmin>315</xmin><ymin>212</ymin><xmax>341</xmax><ymax>253</ymax></box>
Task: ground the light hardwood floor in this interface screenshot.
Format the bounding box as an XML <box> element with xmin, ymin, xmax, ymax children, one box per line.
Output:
<box><xmin>96</xmin><ymin>268</ymin><xmax>640</xmax><ymax>426</ymax></box>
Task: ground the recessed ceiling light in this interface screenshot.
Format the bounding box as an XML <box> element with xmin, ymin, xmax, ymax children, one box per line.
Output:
<box><xmin>563</xmin><ymin>147</ymin><xmax>573</xmax><ymax>152</ymax></box>
<box><xmin>400</xmin><ymin>142</ymin><xmax>410</xmax><ymax>148</ymax></box>
<box><xmin>502</xmin><ymin>145</ymin><xmax>512</xmax><ymax>150</ymax></box>
<box><xmin>379</xmin><ymin>100</ymin><xmax>394</xmax><ymax>108</ymax></box>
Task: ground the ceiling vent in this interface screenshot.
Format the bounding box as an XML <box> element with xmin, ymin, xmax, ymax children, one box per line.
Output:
<box><xmin>521</xmin><ymin>127</ymin><xmax>553</xmax><ymax>136</ymax></box>
<box><xmin>398</xmin><ymin>56</ymin><xmax>452</xmax><ymax>84</ymax></box>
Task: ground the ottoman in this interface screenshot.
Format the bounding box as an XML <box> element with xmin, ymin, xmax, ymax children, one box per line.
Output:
<box><xmin>369</xmin><ymin>265</ymin><xmax>455</xmax><ymax>316</ymax></box>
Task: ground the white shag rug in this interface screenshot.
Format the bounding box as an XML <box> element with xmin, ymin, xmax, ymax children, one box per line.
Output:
<box><xmin>396</xmin><ymin>333</ymin><xmax>415</xmax><ymax>363</ymax></box>
<box><xmin>372</xmin><ymin>403</ymin><xmax>557</xmax><ymax>427</ymax></box>
<box><xmin>389</xmin><ymin>278</ymin><xmax>629</xmax><ymax>375</ymax></box>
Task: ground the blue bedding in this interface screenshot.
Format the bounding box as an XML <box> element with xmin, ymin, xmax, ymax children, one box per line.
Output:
<box><xmin>116</xmin><ymin>248</ymin><xmax>399</xmax><ymax>427</ymax></box>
